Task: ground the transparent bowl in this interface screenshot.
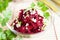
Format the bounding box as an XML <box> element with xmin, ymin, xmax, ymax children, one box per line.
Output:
<box><xmin>6</xmin><ymin>1</ymin><xmax>53</xmax><ymax>38</ymax></box>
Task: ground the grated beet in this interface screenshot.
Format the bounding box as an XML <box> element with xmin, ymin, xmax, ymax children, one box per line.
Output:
<box><xmin>12</xmin><ymin>9</ymin><xmax>44</xmax><ymax>34</ymax></box>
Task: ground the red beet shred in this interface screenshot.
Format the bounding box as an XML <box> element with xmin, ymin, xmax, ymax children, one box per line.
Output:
<box><xmin>12</xmin><ymin>9</ymin><xmax>44</xmax><ymax>34</ymax></box>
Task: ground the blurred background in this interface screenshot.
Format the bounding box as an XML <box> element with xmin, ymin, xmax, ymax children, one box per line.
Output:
<box><xmin>0</xmin><ymin>0</ymin><xmax>60</xmax><ymax>40</ymax></box>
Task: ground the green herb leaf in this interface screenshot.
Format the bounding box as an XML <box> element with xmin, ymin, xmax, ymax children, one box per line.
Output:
<box><xmin>3</xmin><ymin>10</ymin><xmax>12</xmax><ymax>18</ymax></box>
<box><xmin>1</xmin><ymin>17</ymin><xmax>9</xmax><ymax>26</ymax></box>
<box><xmin>4</xmin><ymin>30</ymin><xmax>16</xmax><ymax>40</ymax></box>
<box><xmin>1</xmin><ymin>33</ymin><xmax>7</xmax><ymax>40</ymax></box>
<box><xmin>4</xmin><ymin>30</ymin><xmax>16</xmax><ymax>37</ymax></box>
<box><xmin>30</xmin><ymin>2</ymin><xmax>35</xmax><ymax>8</ymax></box>
<box><xmin>0</xmin><ymin>32</ymin><xmax>3</xmax><ymax>40</ymax></box>
<box><xmin>44</xmin><ymin>12</ymin><xmax>50</xmax><ymax>19</ymax></box>
<box><xmin>0</xmin><ymin>0</ymin><xmax>12</xmax><ymax>13</ymax></box>
<box><xmin>0</xmin><ymin>28</ymin><xmax>3</xmax><ymax>32</ymax></box>
<box><xmin>8</xmin><ymin>0</ymin><xmax>12</xmax><ymax>2</ymax></box>
<box><xmin>41</xmin><ymin>5</ymin><xmax>48</xmax><ymax>11</ymax></box>
<box><xmin>0</xmin><ymin>28</ymin><xmax>17</xmax><ymax>40</ymax></box>
<box><xmin>8</xmin><ymin>35</ymin><xmax>16</xmax><ymax>40</ymax></box>
<box><xmin>0</xmin><ymin>10</ymin><xmax>12</xmax><ymax>26</ymax></box>
<box><xmin>4</xmin><ymin>30</ymin><xmax>12</xmax><ymax>36</ymax></box>
<box><xmin>0</xmin><ymin>31</ymin><xmax>7</xmax><ymax>40</ymax></box>
<box><xmin>0</xmin><ymin>2</ymin><xmax>4</xmax><ymax>12</ymax></box>
<box><xmin>0</xmin><ymin>16</ymin><xmax>3</xmax><ymax>23</ymax></box>
<box><xmin>37</xmin><ymin>1</ymin><xmax>45</xmax><ymax>7</ymax></box>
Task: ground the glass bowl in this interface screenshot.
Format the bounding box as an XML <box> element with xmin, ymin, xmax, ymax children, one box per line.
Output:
<box><xmin>6</xmin><ymin>1</ymin><xmax>53</xmax><ymax>38</ymax></box>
